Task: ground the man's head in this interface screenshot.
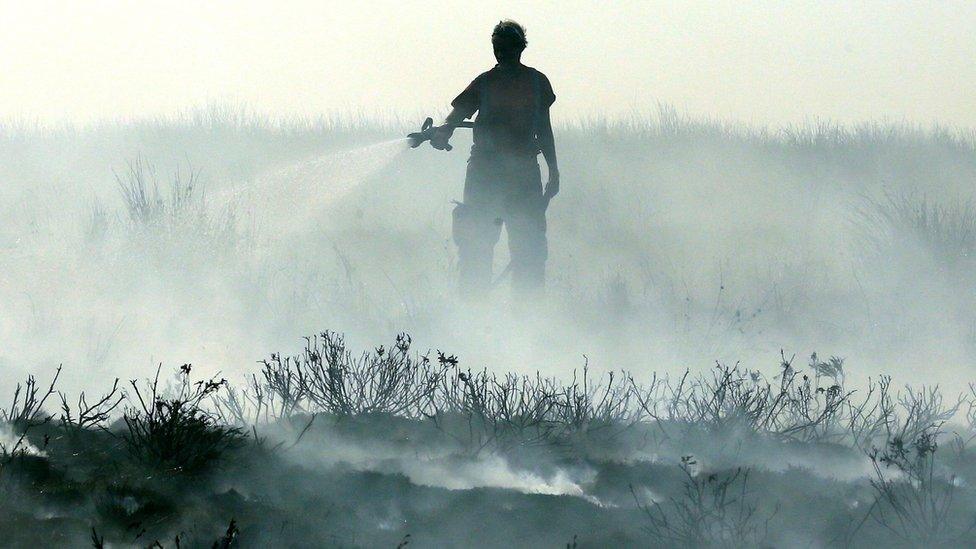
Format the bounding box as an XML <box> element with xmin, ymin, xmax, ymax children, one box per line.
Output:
<box><xmin>492</xmin><ymin>20</ymin><xmax>527</xmax><ymax>63</ymax></box>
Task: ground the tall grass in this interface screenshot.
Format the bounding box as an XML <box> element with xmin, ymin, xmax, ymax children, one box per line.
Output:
<box><xmin>856</xmin><ymin>190</ymin><xmax>976</xmax><ymax>270</ymax></box>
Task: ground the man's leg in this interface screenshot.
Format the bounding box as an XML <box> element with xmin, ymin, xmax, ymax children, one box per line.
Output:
<box><xmin>507</xmin><ymin>212</ymin><xmax>547</xmax><ymax>296</ymax></box>
<box><xmin>453</xmin><ymin>202</ymin><xmax>501</xmax><ymax>298</ymax></box>
<box><xmin>454</xmin><ymin>157</ymin><xmax>502</xmax><ymax>300</ymax></box>
<box><xmin>505</xmin><ymin>163</ymin><xmax>548</xmax><ymax>298</ymax></box>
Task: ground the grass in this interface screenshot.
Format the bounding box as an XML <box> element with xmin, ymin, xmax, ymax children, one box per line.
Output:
<box><xmin>111</xmin><ymin>156</ymin><xmax>251</xmax><ymax>259</ymax></box>
<box><xmin>855</xmin><ymin>190</ymin><xmax>976</xmax><ymax>272</ymax></box>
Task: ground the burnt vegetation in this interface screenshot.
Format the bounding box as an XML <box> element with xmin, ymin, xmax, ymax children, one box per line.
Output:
<box><xmin>122</xmin><ymin>365</ymin><xmax>245</xmax><ymax>474</ymax></box>
<box><xmin>2</xmin><ymin>333</ymin><xmax>976</xmax><ymax>547</ymax></box>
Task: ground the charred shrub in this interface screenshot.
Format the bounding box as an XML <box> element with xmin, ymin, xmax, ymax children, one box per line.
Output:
<box><xmin>122</xmin><ymin>366</ymin><xmax>245</xmax><ymax>474</ymax></box>
<box><xmin>865</xmin><ymin>431</ymin><xmax>976</xmax><ymax>546</ymax></box>
<box><xmin>632</xmin><ymin>457</ymin><xmax>777</xmax><ymax>549</ymax></box>
<box><xmin>431</xmin><ymin>363</ymin><xmax>639</xmax><ymax>455</ymax></box>
<box><xmin>225</xmin><ymin>332</ymin><xmax>448</xmax><ymax>422</ymax></box>
<box><xmin>1</xmin><ymin>368</ymin><xmax>61</xmax><ymax>461</ymax></box>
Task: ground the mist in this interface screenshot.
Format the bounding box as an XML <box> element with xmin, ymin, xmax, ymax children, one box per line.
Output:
<box><xmin>4</xmin><ymin>111</ymin><xmax>974</xmax><ymax>389</ymax></box>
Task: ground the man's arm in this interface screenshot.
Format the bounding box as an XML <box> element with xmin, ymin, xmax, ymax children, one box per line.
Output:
<box><xmin>430</xmin><ymin>107</ymin><xmax>473</xmax><ymax>150</ymax></box>
<box><xmin>538</xmin><ymin>106</ymin><xmax>559</xmax><ymax>201</ymax></box>
<box><xmin>430</xmin><ymin>76</ymin><xmax>481</xmax><ymax>150</ymax></box>
<box><xmin>444</xmin><ymin>107</ymin><xmax>473</xmax><ymax>127</ymax></box>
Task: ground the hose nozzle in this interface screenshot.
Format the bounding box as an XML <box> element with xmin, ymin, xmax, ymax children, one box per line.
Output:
<box><xmin>407</xmin><ymin>117</ymin><xmax>437</xmax><ymax>149</ymax></box>
<box><xmin>406</xmin><ymin>117</ymin><xmax>473</xmax><ymax>151</ymax></box>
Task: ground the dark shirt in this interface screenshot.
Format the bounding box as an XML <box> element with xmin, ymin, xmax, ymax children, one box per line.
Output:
<box><xmin>452</xmin><ymin>63</ymin><xmax>556</xmax><ymax>156</ymax></box>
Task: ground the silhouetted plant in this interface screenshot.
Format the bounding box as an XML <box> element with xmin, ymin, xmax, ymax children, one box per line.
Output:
<box><xmin>633</xmin><ymin>457</ymin><xmax>776</xmax><ymax>548</ymax></box>
<box><xmin>0</xmin><ymin>367</ymin><xmax>60</xmax><ymax>459</ymax></box>
<box><xmin>123</xmin><ymin>365</ymin><xmax>245</xmax><ymax>473</ymax></box>
<box><xmin>1</xmin><ymin>367</ymin><xmax>61</xmax><ymax>427</ymax></box>
<box><xmin>90</xmin><ymin>527</ymin><xmax>105</xmax><ymax>549</ymax></box>
<box><xmin>212</xmin><ymin>519</ymin><xmax>239</xmax><ymax>548</ymax></box>
<box><xmin>864</xmin><ymin>431</ymin><xmax>976</xmax><ymax>545</ymax></box>
<box><xmin>59</xmin><ymin>378</ymin><xmax>123</xmax><ymax>434</ymax></box>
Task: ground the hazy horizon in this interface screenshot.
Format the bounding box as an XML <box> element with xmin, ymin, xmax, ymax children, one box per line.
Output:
<box><xmin>2</xmin><ymin>1</ymin><xmax>974</xmax><ymax>128</ymax></box>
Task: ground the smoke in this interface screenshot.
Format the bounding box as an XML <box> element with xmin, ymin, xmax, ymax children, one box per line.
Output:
<box><xmin>2</xmin><ymin>111</ymin><xmax>975</xmax><ymax>402</ymax></box>
<box><xmin>290</xmin><ymin>434</ymin><xmax>600</xmax><ymax>501</ymax></box>
<box><xmin>0</xmin><ymin>423</ymin><xmax>45</xmax><ymax>457</ymax></box>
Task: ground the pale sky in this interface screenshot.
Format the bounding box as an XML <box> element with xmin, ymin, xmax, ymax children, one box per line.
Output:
<box><xmin>1</xmin><ymin>0</ymin><xmax>973</xmax><ymax>127</ymax></box>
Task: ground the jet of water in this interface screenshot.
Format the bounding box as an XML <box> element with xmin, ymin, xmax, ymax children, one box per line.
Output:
<box><xmin>216</xmin><ymin>137</ymin><xmax>412</xmax><ymax>237</ymax></box>
<box><xmin>274</xmin><ymin>137</ymin><xmax>411</xmax><ymax>200</ymax></box>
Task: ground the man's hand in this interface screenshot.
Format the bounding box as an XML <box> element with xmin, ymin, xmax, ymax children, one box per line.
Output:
<box><xmin>543</xmin><ymin>166</ymin><xmax>560</xmax><ymax>201</ymax></box>
<box><xmin>429</xmin><ymin>125</ymin><xmax>454</xmax><ymax>151</ymax></box>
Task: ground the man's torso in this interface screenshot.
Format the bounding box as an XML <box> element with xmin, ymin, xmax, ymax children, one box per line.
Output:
<box><xmin>452</xmin><ymin>64</ymin><xmax>555</xmax><ymax>157</ymax></box>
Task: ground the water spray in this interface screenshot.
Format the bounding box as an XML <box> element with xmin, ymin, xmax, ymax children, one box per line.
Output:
<box><xmin>407</xmin><ymin>117</ymin><xmax>473</xmax><ymax>151</ymax></box>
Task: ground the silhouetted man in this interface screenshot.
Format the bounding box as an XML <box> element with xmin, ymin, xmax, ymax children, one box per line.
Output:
<box><xmin>431</xmin><ymin>20</ymin><xmax>558</xmax><ymax>299</ymax></box>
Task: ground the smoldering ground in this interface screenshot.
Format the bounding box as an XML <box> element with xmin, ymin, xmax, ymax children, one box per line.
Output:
<box><xmin>3</xmin><ymin>109</ymin><xmax>976</xmax><ymax>547</ymax></box>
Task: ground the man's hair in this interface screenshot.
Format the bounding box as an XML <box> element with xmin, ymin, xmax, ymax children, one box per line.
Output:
<box><xmin>492</xmin><ymin>20</ymin><xmax>527</xmax><ymax>58</ymax></box>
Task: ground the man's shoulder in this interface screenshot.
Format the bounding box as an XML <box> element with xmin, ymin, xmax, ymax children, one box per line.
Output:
<box><xmin>523</xmin><ymin>66</ymin><xmax>555</xmax><ymax>103</ymax></box>
<box><xmin>483</xmin><ymin>65</ymin><xmax>550</xmax><ymax>83</ymax></box>
<box><xmin>523</xmin><ymin>66</ymin><xmax>553</xmax><ymax>90</ymax></box>
<box><xmin>476</xmin><ymin>67</ymin><xmax>498</xmax><ymax>80</ymax></box>
<box><xmin>493</xmin><ymin>64</ymin><xmax>547</xmax><ymax>75</ymax></box>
